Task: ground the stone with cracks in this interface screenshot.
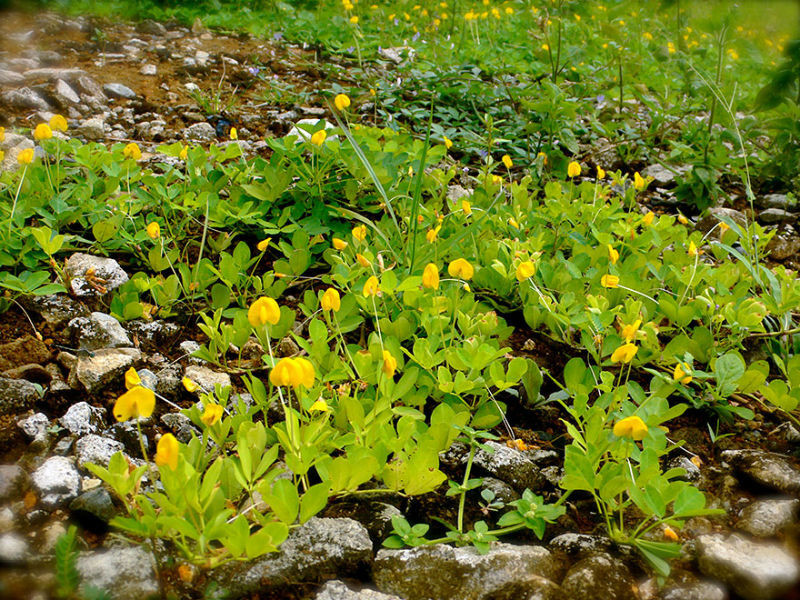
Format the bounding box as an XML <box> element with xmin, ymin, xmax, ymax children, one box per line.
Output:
<box><xmin>75</xmin><ymin>435</ymin><xmax>124</xmax><ymax>468</ymax></box>
<box><xmin>68</xmin><ymin>347</ymin><xmax>142</xmax><ymax>394</ymax></box>
<box><xmin>722</xmin><ymin>449</ymin><xmax>800</xmax><ymax>495</ymax></box>
<box><xmin>65</xmin><ymin>253</ymin><xmax>129</xmax><ymax>297</ymax></box>
<box><xmin>736</xmin><ymin>498</ymin><xmax>800</xmax><ymax>538</ymax></box>
<box><xmin>77</xmin><ymin>546</ymin><xmax>159</xmax><ymax>600</ymax></box>
<box><xmin>0</xmin><ymin>377</ymin><xmax>39</xmax><ymax>412</ymax></box>
<box><xmin>31</xmin><ymin>456</ymin><xmax>81</xmax><ymax>508</ymax></box>
<box><xmin>59</xmin><ymin>401</ymin><xmax>106</xmax><ymax>436</ymax></box>
<box><xmin>559</xmin><ymin>553</ymin><xmax>639</xmax><ymax>600</ymax></box>
<box><xmin>314</xmin><ymin>580</ymin><xmax>403</xmax><ymax>600</ymax></box>
<box><xmin>68</xmin><ymin>312</ymin><xmax>132</xmax><ymax>350</ymax></box>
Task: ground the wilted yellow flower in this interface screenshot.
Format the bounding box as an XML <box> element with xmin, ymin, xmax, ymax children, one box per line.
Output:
<box><xmin>179</xmin><ymin>145</ymin><xmax>188</xmax><ymax>160</ymax></box>
<box><xmin>673</xmin><ymin>362</ymin><xmax>692</xmax><ymax>385</ymax></box>
<box><xmin>34</xmin><ymin>123</ymin><xmax>52</xmax><ymax>141</ymax></box>
<box><xmin>601</xmin><ymin>274</ymin><xmax>619</xmax><ymax>288</ymax></box>
<box><xmin>310</xmin><ymin>130</ymin><xmax>327</xmax><ymax>146</ymax></box>
<box><xmin>49</xmin><ymin>115</ymin><xmax>68</xmax><ymax>132</ymax></box>
<box><xmin>363</xmin><ymin>275</ymin><xmax>380</xmax><ymax>297</ymax></box>
<box><xmin>422</xmin><ymin>263</ymin><xmax>439</xmax><ymax>289</ymax></box>
<box><xmin>567</xmin><ymin>161</ymin><xmax>581</xmax><ymax>177</ymax></box>
<box><xmin>620</xmin><ymin>319</ymin><xmax>641</xmax><ymax>342</ymax></box>
<box><xmin>663</xmin><ymin>527</ymin><xmax>679</xmax><ymax>542</ymax></box>
<box><xmin>613</xmin><ymin>415</ymin><xmax>648</xmax><ymax>440</ymax></box>
<box><xmin>642</xmin><ymin>211</ymin><xmax>655</xmax><ymax>226</ymax></box>
<box><xmin>124</xmin><ymin>367</ymin><xmax>142</xmax><ymax>390</ymax></box>
<box><xmin>608</xmin><ymin>245</ymin><xmax>619</xmax><ymax>264</ymax></box>
<box><xmin>677</xmin><ymin>213</ymin><xmax>689</xmax><ymax>225</ymax></box>
<box><xmin>356</xmin><ymin>253</ymin><xmax>370</xmax><ymax>268</ymax></box>
<box><xmin>332</xmin><ymin>237</ymin><xmax>348</xmax><ymax>250</ymax></box>
<box><xmin>334</xmin><ymin>93</ymin><xmax>351</xmax><ymax>111</ymax></box>
<box><xmin>155</xmin><ymin>433</ymin><xmax>179</xmax><ymax>470</ymax></box>
<box><xmin>146</xmin><ymin>222</ymin><xmax>160</xmax><ymax>240</ymax></box>
<box><xmin>248</xmin><ymin>297</ymin><xmax>280</xmax><ymax>327</ymax></box>
<box><xmin>113</xmin><ymin>386</ymin><xmax>155</xmax><ymax>422</ymax></box>
<box><xmin>426</xmin><ymin>225</ymin><xmax>441</xmax><ymax>243</ymax></box>
<box><xmin>537</xmin><ymin>151</ymin><xmax>547</xmax><ymax>165</ymax></box>
<box><xmin>443</xmin><ymin>136</ymin><xmax>453</xmax><ymax>150</ymax></box>
<box><xmin>229</xmin><ymin>127</ymin><xmax>238</xmax><ymax>140</ymax></box>
<box><xmin>201</xmin><ymin>403</ymin><xmax>224</xmax><ymax>426</ymax></box>
<box><xmin>461</xmin><ymin>199</ymin><xmax>472</xmax><ymax>216</ymax></box>
<box><xmin>382</xmin><ymin>350</ymin><xmax>398</xmax><ymax>377</ymax></box>
<box><xmin>501</xmin><ymin>154</ymin><xmax>513</xmax><ymax>169</ymax></box>
<box><xmin>688</xmin><ymin>240</ymin><xmax>700</xmax><ymax>257</ymax></box>
<box><xmin>123</xmin><ymin>143</ymin><xmax>142</xmax><ymax>161</ymax></box>
<box><xmin>17</xmin><ymin>148</ymin><xmax>34</xmax><ymax>165</ymax></box>
<box><xmin>270</xmin><ymin>357</ymin><xmax>315</xmax><ymax>389</ymax></box>
<box><xmin>508</xmin><ymin>217</ymin><xmax>520</xmax><ymax>229</ymax></box>
<box><xmin>719</xmin><ymin>222</ymin><xmax>730</xmax><ymax>235</ymax></box>
<box><xmin>182</xmin><ymin>377</ymin><xmax>199</xmax><ymax>392</ymax></box>
<box><xmin>611</xmin><ymin>343</ymin><xmax>638</xmax><ymax>364</ymax></box>
<box><xmin>597</xmin><ymin>166</ymin><xmax>606</xmax><ymax>179</ymax></box>
<box><xmin>257</xmin><ymin>238</ymin><xmax>271</xmax><ymax>252</ymax></box>
<box><xmin>633</xmin><ymin>171</ymin><xmax>646</xmax><ymax>191</ymax></box>
<box><xmin>321</xmin><ymin>287</ymin><xmax>341</xmax><ymax>312</ymax></box>
<box><xmin>516</xmin><ymin>260</ymin><xmax>536</xmax><ymax>281</ymax></box>
<box><xmin>352</xmin><ymin>224</ymin><xmax>367</xmax><ymax>242</ymax></box>
<box><xmin>448</xmin><ymin>258</ymin><xmax>474</xmax><ymax>280</ymax></box>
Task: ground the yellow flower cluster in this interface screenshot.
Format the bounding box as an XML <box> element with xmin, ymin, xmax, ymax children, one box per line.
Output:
<box><xmin>270</xmin><ymin>357</ymin><xmax>316</xmax><ymax>390</ymax></box>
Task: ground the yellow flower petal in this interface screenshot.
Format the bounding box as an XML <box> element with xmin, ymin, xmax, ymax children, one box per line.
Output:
<box><xmin>113</xmin><ymin>386</ymin><xmax>155</xmax><ymax>422</ymax></box>
<box><xmin>248</xmin><ymin>297</ymin><xmax>280</xmax><ymax>327</ymax></box>
<box><xmin>422</xmin><ymin>263</ymin><xmax>440</xmax><ymax>289</ymax></box>
<box><xmin>155</xmin><ymin>433</ymin><xmax>179</xmax><ymax>470</ymax></box>
<box><xmin>613</xmin><ymin>415</ymin><xmax>648</xmax><ymax>440</ymax></box>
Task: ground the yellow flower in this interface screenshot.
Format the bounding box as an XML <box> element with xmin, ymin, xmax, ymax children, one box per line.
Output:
<box><xmin>501</xmin><ymin>154</ymin><xmax>513</xmax><ymax>169</ymax></box>
<box><xmin>673</xmin><ymin>362</ymin><xmax>692</xmax><ymax>385</ymax></box>
<box><xmin>270</xmin><ymin>357</ymin><xmax>315</xmax><ymax>389</ymax></box>
<box><xmin>643</xmin><ymin>31</ymin><xmax>654</xmax><ymax>40</ymax></box>
<box><xmin>123</xmin><ymin>143</ymin><xmax>142</xmax><ymax>161</ymax></box>
<box><xmin>179</xmin><ymin>145</ymin><xmax>188</xmax><ymax>160</ymax></box>
<box><xmin>0</xmin><ymin>150</ymin><xmax>4</xmax><ymax>163</ymax></box>
<box><xmin>508</xmin><ymin>217</ymin><xmax>520</xmax><ymax>229</ymax></box>
<box><xmin>688</xmin><ymin>241</ymin><xmax>700</xmax><ymax>257</ymax></box>
<box><xmin>350</xmin><ymin>15</ymin><xmax>359</xmax><ymax>24</ymax></box>
<box><xmin>719</xmin><ymin>222</ymin><xmax>730</xmax><ymax>235</ymax></box>
<box><xmin>49</xmin><ymin>115</ymin><xmax>68</xmax><ymax>132</ymax></box>
<box><xmin>567</xmin><ymin>161</ymin><xmax>581</xmax><ymax>177</ymax></box>
<box><xmin>34</xmin><ymin>123</ymin><xmax>53</xmax><ymax>141</ymax></box>
<box><xmin>113</xmin><ymin>386</ymin><xmax>156</xmax><ymax>422</ymax></box>
<box><xmin>516</xmin><ymin>260</ymin><xmax>536</xmax><ymax>281</ymax></box>
<box><xmin>461</xmin><ymin>200</ymin><xmax>472</xmax><ymax>216</ymax></box>
<box><xmin>537</xmin><ymin>151</ymin><xmax>548</xmax><ymax>165</ymax></box>
<box><xmin>201</xmin><ymin>403</ymin><xmax>224</xmax><ymax>426</ymax></box>
<box><xmin>0</xmin><ymin>126</ymin><xmax>4</xmax><ymax>142</ymax></box>
<box><xmin>608</xmin><ymin>245</ymin><xmax>619</xmax><ymax>265</ymax></box>
<box><xmin>363</xmin><ymin>275</ymin><xmax>380</xmax><ymax>297</ymax></box>
<box><xmin>597</xmin><ymin>165</ymin><xmax>606</xmax><ymax>179</ymax></box>
<box><xmin>229</xmin><ymin>127</ymin><xmax>238</xmax><ymax>140</ymax></box>
<box><xmin>491</xmin><ymin>174</ymin><xmax>502</xmax><ymax>185</ymax></box>
<box><xmin>155</xmin><ymin>433</ymin><xmax>179</xmax><ymax>470</ymax></box>
<box><xmin>146</xmin><ymin>222</ymin><xmax>160</xmax><ymax>240</ymax></box>
<box><xmin>601</xmin><ymin>274</ymin><xmax>619</xmax><ymax>288</ymax></box>
<box><xmin>309</xmin><ymin>399</ymin><xmax>329</xmax><ymax>412</ymax></box>
<box><xmin>333</xmin><ymin>237</ymin><xmax>348</xmax><ymax>250</ymax></box>
<box><xmin>356</xmin><ymin>253</ymin><xmax>370</xmax><ymax>268</ymax></box>
<box><xmin>310</xmin><ymin>130</ymin><xmax>327</xmax><ymax>146</ymax></box>
<box><xmin>633</xmin><ymin>171</ymin><xmax>646</xmax><ymax>191</ymax></box>
<box><xmin>448</xmin><ymin>258</ymin><xmax>474</xmax><ymax>280</ymax></box>
<box><xmin>443</xmin><ymin>136</ymin><xmax>453</xmax><ymax>150</ymax></box>
<box><xmin>124</xmin><ymin>367</ymin><xmax>142</xmax><ymax>390</ymax></box>
<box><xmin>17</xmin><ymin>148</ymin><xmax>34</xmax><ymax>165</ymax></box>
<box><xmin>642</xmin><ymin>211</ymin><xmax>655</xmax><ymax>226</ymax></box>
<box><xmin>320</xmin><ymin>288</ymin><xmax>341</xmax><ymax>312</ymax></box>
<box><xmin>334</xmin><ymin>93</ymin><xmax>351</xmax><ymax>111</ymax></box>
<box><xmin>610</xmin><ymin>343</ymin><xmax>638</xmax><ymax>364</ymax></box>
<box><xmin>422</xmin><ymin>263</ymin><xmax>440</xmax><ymax>289</ymax></box>
<box><xmin>382</xmin><ymin>350</ymin><xmax>398</xmax><ymax>377</ymax></box>
<box><xmin>613</xmin><ymin>415</ymin><xmax>648</xmax><ymax>440</ymax></box>
<box><xmin>248</xmin><ymin>297</ymin><xmax>281</xmax><ymax>327</ymax></box>
<box><xmin>352</xmin><ymin>224</ymin><xmax>367</xmax><ymax>242</ymax></box>
<box><xmin>426</xmin><ymin>225</ymin><xmax>441</xmax><ymax>243</ymax></box>
<box><xmin>663</xmin><ymin>527</ymin><xmax>679</xmax><ymax>542</ymax></box>
<box><xmin>182</xmin><ymin>377</ymin><xmax>199</xmax><ymax>392</ymax></box>
<box><xmin>677</xmin><ymin>213</ymin><xmax>688</xmax><ymax>225</ymax></box>
<box><xmin>620</xmin><ymin>319</ymin><xmax>641</xmax><ymax>342</ymax></box>
<box><xmin>257</xmin><ymin>238</ymin><xmax>272</xmax><ymax>252</ymax></box>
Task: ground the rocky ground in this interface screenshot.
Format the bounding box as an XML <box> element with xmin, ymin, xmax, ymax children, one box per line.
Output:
<box><xmin>2</xmin><ymin>8</ymin><xmax>800</xmax><ymax>600</ymax></box>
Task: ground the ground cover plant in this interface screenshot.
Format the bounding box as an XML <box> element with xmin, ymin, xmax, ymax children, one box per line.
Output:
<box><xmin>1</xmin><ymin>0</ymin><xmax>800</xmax><ymax>599</ymax></box>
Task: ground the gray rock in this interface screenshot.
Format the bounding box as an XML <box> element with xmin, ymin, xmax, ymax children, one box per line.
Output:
<box><xmin>214</xmin><ymin>518</ymin><xmax>372</xmax><ymax>598</ymax></box>
<box><xmin>59</xmin><ymin>402</ymin><xmax>106</xmax><ymax>436</ymax></box>
<box><xmin>377</xmin><ymin>46</ymin><xmax>414</xmax><ymax>64</ymax></box>
<box><xmin>161</xmin><ymin>413</ymin><xmax>197</xmax><ymax>443</ymax></box>
<box><xmin>68</xmin><ymin>348</ymin><xmax>142</xmax><ymax>394</ymax></box>
<box><xmin>66</xmin><ymin>253</ymin><xmax>128</xmax><ymax>297</ymax></box>
<box><xmin>696</xmin><ymin>533</ymin><xmax>799</xmax><ymax>600</ymax></box>
<box><xmin>315</xmin><ymin>580</ymin><xmax>403</xmax><ymax>600</ymax></box>
<box><xmin>183</xmin><ymin>365</ymin><xmax>231</xmax><ymax>393</ymax></box>
<box><xmin>103</xmin><ymin>83</ymin><xmax>137</xmax><ymax>100</ymax></box>
<box><xmin>0</xmin><ymin>532</ymin><xmax>29</xmax><ymax>564</ymax></box>
<box><xmin>70</xmin><ymin>487</ymin><xmax>116</xmax><ymax>524</ymax></box>
<box><xmin>18</xmin><ymin>412</ymin><xmax>49</xmax><ymax>441</ymax></box>
<box><xmin>54</xmin><ymin>79</ymin><xmax>80</xmax><ymax>105</ymax></box>
<box><xmin>447</xmin><ymin>184</ymin><xmax>473</xmax><ymax>204</ymax></box>
<box><xmin>75</xmin><ymin>75</ymin><xmax>105</xmax><ymax>99</ymax></box>
<box><xmin>446</xmin><ymin>441</ymin><xmax>547</xmax><ymax>493</ymax></box>
<box><xmin>668</xmin><ymin>455</ymin><xmax>701</xmax><ymax>482</ymax></box>
<box><xmin>77</xmin><ymin>546</ymin><xmax>159</xmax><ymax>600</ymax></box>
<box><xmin>696</xmin><ymin>208</ymin><xmax>748</xmax><ymax>236</ymax></box>
<box><xmin>758</xmin><ymin>194</ymin><xmax>792</xmax><ymax>210</ymax></box>
<box><xmin>139</xmin><ymin>64</ymin><xmax>157</xmax><ymax>76</ymax></box>
<box><xmin>766</xmin><ymin>232</ymin><xmax>800</xmax><ymax>261</ymax></box>
<box><xmin>21</xmin><ymin>294</ymin><xmax>89</xmax><ymax>327</ymax></box>
<box><xmin>0</xmin><ymin>69</ymin><xmax>25</xmax><ymax>85</ymax></box>
<box><xmin>737</xmin><ymin>498</ymin><xmax>800</xmax><ymax>537</ymax></box>
<box><xmin>373</xmin><ymin>543</ymin><xmax>557</xmax><ymax>600</ymax></box>
<box><xmin>548</xmin><ymin>533</ymin><xmax>613</xmax><ymax>557</ymax></box>
<box><xmin>78</xmin><ymin>117</ymin><xmax>106</xmax><ymax>141</ymax></box>
<box><xmin>722</xmin><ymin>449</ymin><xmax>800</xmax><ymax>495</ymax></box>
<box><xmin>642</xmin><ymin>164</ymin><xmax>676</xmax><ymax>186</ymax></box>
<box><xmin>137</xmin><ymin>20</ymin><xmax>166</xmax><ymax>36</ymax></box>
<box><xmin>184</xmin><ymin>122</ymin><xmax>216</xmax><ymax>143</ymax></box>
<box><xmin>68</xmin><ymin>312</ymin><xmax>132</xmax><ymax>350</ymax></box>
<box><xmin>660</xmin><ymin>580</ymin><xmax>726</xmax><ymax>600</ymax></box>
<box><xmin>23</xmin><ymin>67</ymin><xmax>86</xmax><ymax>82</ymax></box>
<box><xmin>478</xmin><ymin>575</ymin><xmax>562</xmax><ymax>600</ymax></box>
<box><xmin>559</xmin><ymin>553</ymin><xmax>639</xmax><ymax>600</ymax></box>
<box><xmin>179</xmin><ymin>340</ymin><xmax>202</xmax><ymax>360</ymax></box>
<box><xmin>481</xmin><ymin>477</ymin><xmax>520</xmax><ymax>504</ymax></box>
<box><xmin>75</xmin><ymin>435</ymin><xmax>124</xmax><ymax>468</ymax></box>
<box><xmin>758</xmin><ymin>209</ymin><xmax>797</xmax><ymax>224</ymax></box>
<box><xmin>0</xmin><ymin>377</ymin><xmax>39</xmax><ymax>412</ymax></box>
<box><xmin>31</xmin><ymin>456</ymin><xmax>81</xmax><ymax>508</ymax></box>
<box><xmin>1</xmin><ymin>87</ymin><xmax>51</xmax><ymax>111</ymax></box>
<box><xmin>0</xmin><ymin>465</ymin><xmax>29</xmax><ymax>503</ymax></box>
